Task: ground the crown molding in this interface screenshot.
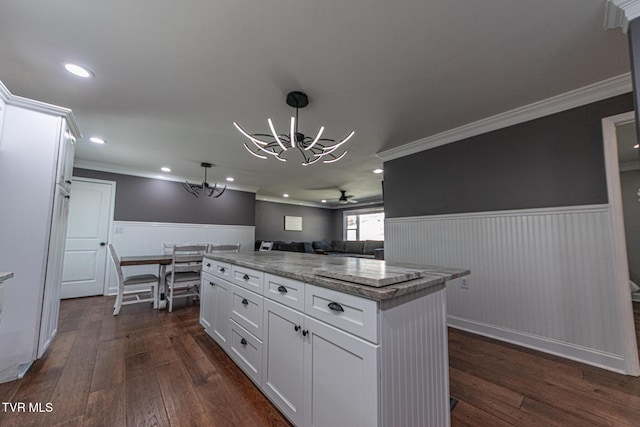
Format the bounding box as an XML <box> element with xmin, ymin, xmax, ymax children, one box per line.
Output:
<box><xmin>255</xmin><ymin>195</ymin><xmax>330</xmax><ymax>208</ymax></box>
<box><xmin>74</xmin><ymin>160</ymin><xmax>259</xmax><ymax>193</ymax></box>
<box><xmin>377</xmin><ymin>74</ymin><xmax>633</xmax><ymax>162</ymax></box>
<box><xmin>0</xmin><ymin>80</ymin><xmax>81</xmax><ymax>138</ymax></box>
<box><xmin>605</xmin><ymin>0</ymin><xmax>640</xmax><ymax>32</ymax></box>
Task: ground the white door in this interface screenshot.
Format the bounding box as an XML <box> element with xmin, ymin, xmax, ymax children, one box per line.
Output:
<box><xmin>61</xmin><ymin>179</ymin><xmax>114</xmax><ymax>299</ymax></box>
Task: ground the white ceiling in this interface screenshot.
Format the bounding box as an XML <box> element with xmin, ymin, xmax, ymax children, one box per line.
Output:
<box><xmin>0</xmin><ymin>0</ymin><xmax>631</xmax><ymax>205</ymax></box>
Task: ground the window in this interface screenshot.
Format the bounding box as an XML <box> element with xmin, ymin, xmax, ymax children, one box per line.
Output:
<box><xmin>343</xmin><ymin>208</ymin><xmax>384</xmax><ymax>241</ymax></box>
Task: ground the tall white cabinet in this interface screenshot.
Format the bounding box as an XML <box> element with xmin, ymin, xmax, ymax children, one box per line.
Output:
<box><xmin>0</xmin><ymin>82</ymin><xmax>80</xmax><ymax>383</ymax></box>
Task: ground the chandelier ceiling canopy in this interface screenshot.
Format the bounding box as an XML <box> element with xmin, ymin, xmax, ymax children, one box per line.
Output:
<box><xmin>233</xmin><ymin>91</ymin><xmax>354</xmax><ymax>166</ymax></box>
<box><xmin>181</xmin><ymin>162</ymin><xmax>226</xmax><ymax>198</ymax></box>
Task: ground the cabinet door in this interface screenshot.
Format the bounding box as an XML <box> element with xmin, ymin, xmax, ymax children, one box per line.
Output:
<box><xmin>303</xmin><ymin>315</ymin><xmax>379</xmax><ymax>427</ymax></box>
<box><xmin>200</xmin><ymin>275</ymin><xmax>215</xmax><ymax>330</ymax></box>
<box><xmin>210</xmin><ymin>277</ymin><xmax>231</xmax><ymax>350</ymax></box>
<box><xmin>38</xmin><ymin>189</ymin><xmax>70</xmax><ymax>357</ymax></box>
<box><xmin>262</xmin><ymin>299</ymin><xmax>305</xmax><ymax>425</ymax></box>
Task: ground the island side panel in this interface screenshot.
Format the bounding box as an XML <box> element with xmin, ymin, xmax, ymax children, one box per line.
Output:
<box><xmin>379</xmin><ymin>284</ymin><xmax>450</xmax><ymax>427</ymax></box>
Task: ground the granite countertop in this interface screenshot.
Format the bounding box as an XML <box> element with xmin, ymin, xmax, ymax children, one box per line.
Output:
<box><xmin>0</xmin><ymin>272</ymin><xmax>13</xmax><ymax>284</ymax></box>
<box><xmin>203</xmin><ymin>251</ymin><xmax>469</xmax><ymax>301</ymax></box>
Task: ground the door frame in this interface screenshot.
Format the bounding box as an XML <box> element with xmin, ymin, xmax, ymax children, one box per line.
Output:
<box><xmin>601</xmin><ymin>111</ymin><xmax>640</xmax><ymax>376</ymax></box>
<box><xmin>70</xmin><ymin>176</ymin><xmax>116</xmax><ymax>296</ymax></box>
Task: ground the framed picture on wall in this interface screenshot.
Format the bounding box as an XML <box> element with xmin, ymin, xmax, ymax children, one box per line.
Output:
<box><xmin>284</xmin><ymin>215</ymin><xmax>302</xmax><ymax>231</ymax></box>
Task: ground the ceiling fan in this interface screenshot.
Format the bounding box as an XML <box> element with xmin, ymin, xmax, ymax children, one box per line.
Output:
<box><xmin>338</xmin><ymin>190</ymin><xmax>358</xmax><ymax>204</ymax></box>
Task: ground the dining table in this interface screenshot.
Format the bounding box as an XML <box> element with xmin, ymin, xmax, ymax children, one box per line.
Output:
<box><xmin>120</xmin><ymin>254</ymin><xmax>203</xmax><ymax>309</ymax></box>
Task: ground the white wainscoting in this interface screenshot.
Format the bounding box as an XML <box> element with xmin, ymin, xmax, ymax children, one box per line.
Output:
<box><xmin>385</xmin><ymin>204</ymin><xmax>635</xmax><ymax>373</ymax></box>
<box><xmin>107</xmin><ymin>221</ymin><xmax>254</xmax><ymax>294</ymax></box>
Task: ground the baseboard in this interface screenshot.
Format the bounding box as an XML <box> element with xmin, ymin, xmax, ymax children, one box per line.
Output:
<box><xmin>448</xmin><ymin>315</ymin><xmax>628</xmax><ymax>374</ymax></box>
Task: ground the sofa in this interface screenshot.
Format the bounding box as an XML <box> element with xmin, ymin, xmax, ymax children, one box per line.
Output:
<box><xmin>254</xmin><ymin>239</ymin><xmax>384</xmax><ymax>259</ymax></box>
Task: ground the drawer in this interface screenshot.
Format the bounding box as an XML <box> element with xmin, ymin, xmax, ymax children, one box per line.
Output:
<box><xmin>264</xmin><ymin>273</ymin><xmax>305</xmax><ymax>312</ymax></box>
<box><xmin>203</xmin><ymin>258</ymin><xmax>232</xmax><ymax>281</ymax></box>
<box><xmin>228</xmin><ymin>319</ymin><xmax>262</xmax><ymax>386</ymax></box>
<box><xmin>229</xmin><ymin>283</ymin><xmax>264</xmax><ymax>340</ymax></box>
<box><xmin>231</xmin><ymin>265</ymin><xmax>264</xmax><ymax>293</ymax></box>
<box><xmin>305</xmin><ymin>284</ymin><xmax>378</xmax><ymax>343</ymax></box>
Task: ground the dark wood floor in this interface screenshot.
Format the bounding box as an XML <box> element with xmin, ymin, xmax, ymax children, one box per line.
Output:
<box><xmin>0</xmin><ymin>297</ymin><xmax>639</xmax><ymax>426</ymax></box>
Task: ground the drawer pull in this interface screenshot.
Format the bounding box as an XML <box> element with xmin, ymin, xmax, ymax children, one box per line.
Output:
<box><xmin>209</xmin><ymin>281</ymin><xmax>214</xmax><ymax>286</ymax></box>
<box><xmin>241</xmin><ymin>298</ymin><xmax>249</xmax><ymax>306</ymax></box>
<box><xmin>328</xmin><ymin>302</ymin><xmax>344</xmax><ymax>312</ymax></box>
<box><xmin>294</xmin><ymin>325</ymin><xmax>300</xmax><ymax>331</ymax></box>
<box><xmin>302</xmin><ymin>330</ymin><xmax>309</xmax><ymax>336</ymax></box>
<box><xmin>220</xmin><ymin>267</ymin><xmax>226</xmax><ymax>273</ymax></box>
<box><xmin>240</xmin><ymin>338</ymin><xmax>247</xmax><ymax>345</ymax></box>
<box><xmin>206</xmin><ymin>263</ymin><xmax>211</xmax><ymax>267</ymax></box>
<box><xmin>243</xmin><ymin>274</ymin><xmax>250</xmax><ymax>280</ymax></box>
<box><xmin>277</xmin><ymin>285</ymin><xmax>288</xmax><ymax>294</ymax></box>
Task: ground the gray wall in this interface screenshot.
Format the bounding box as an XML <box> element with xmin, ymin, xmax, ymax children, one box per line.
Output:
<box><xmin>621</xmin><ymin>169</ymin><xmax>640</xmax><ymax>284</ymax></box>
<box><xmin>383</xmin><ymin>94</ymin><xmax>634</xmax><ymax>218</ymax></box>
<box><xmin>73</xmin><ymin>168</ymin><xmax>255</xmax><ymax>225</ymax></box>
<box><xmin>255</xmin><ymin>200</ymin><xmax>334</xmax><ymax>242</ymax></box>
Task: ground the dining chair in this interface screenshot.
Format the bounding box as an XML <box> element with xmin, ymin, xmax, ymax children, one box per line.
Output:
<box><xmin>108</xmin><ymin>244</ymin><xmax>159</xmax><ymax>316</ymax></box>
<box><xmin>165</xmin><ymin>243</ymin><xmax>208</xmax><ymax>312</ymax></box>
<box><xmin>208</xmin><ymin>243</ymin><xmax>241</xmax><ymax>252</ymax></box>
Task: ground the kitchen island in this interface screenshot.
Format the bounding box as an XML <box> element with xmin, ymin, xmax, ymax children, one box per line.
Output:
<box><xmin>200</xmin><ymin>251</ymin><xmax>469</xmax><ymax>427</ymax></box>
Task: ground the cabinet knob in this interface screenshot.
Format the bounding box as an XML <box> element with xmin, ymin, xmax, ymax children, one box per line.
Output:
<box><xmin>294</xmin><ymin>325</ymin><xmax>300</xmax><ymax>332</ymax></box>
<box><xmin>220</xmin><ymin>267</ymin><xmax>225</xmax><ymax>273</ymax></box>
<box><xmin>240</xmin><ymin>338</ymin><xmax>247</xmax><ymax>345</ymax></box>
<box><xmin>64</xmin><ymin>195</ymin><xmax>70</xmax><ymax>199</ymax></box>
<box><xmin>241</xmin><ymin>298</ymin><xmax>249</xmax><ymax>306</ymax></box>
<box><xmin>206</xmin><ymin>263</ymin><xmax>211</xmax><ymax>268</ymax></box>
<box><xmin>209</xmin><ymin>281</ymin><xmax>214</xmax><ymax>286</ymax></box>
<box><xmin>65</xmin><ymin>180</ymin><xmax>72</xmax><ymax>184</ymax></box>
<box><xmin>302</xmin><ymin>330</ymin><xmax>309</xmax><ymax>337</ymax></box>
<box><xmin>99</xmin><ymin>242</ymin><xmax>106</xmax><ymax>247</ymax></box>
<box><xmin>328</xmin><ymin>302</ymin><xmax>344</xmax><ymax>312</ymax></box>
<box><xmin>277</xmin><ymin>285</ymin><xmax>288</xmax><ymax>294</ymax></box>
<box><xmin>243</xmin><ymin>274</ymin><xmax>250</xmax><ymax>281</ymax></box>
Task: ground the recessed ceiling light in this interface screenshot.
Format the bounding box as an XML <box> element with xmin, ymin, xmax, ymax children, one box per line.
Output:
<box><xmin>321</xmin><ymin>199</ymin><xmax>326</xmax><ymax>203</ymax></box>
<box><xmin>89</xmin><ymin>137</ymin><xmax>106</xmax><ymax>144</ymax></box>
<box><xmin>283</xmin><ymin>194</ymin><xmax>289</xmax><ymax>198</ymax></box>
<box><xmin>226</xmin><ymin>177</ymin><xmax>234</xmax><ymax>182</ymax></box>
<box><xmin>373</xmin><ymin>168</ymin><xmax>383</xmax><ymax>174</ymax></box>
<box><xmin>635</xmin><ymin>144</ymin><xmax>639</xmax><ymax>149</ymax></box>
<box><xmin>161</xmin><ymin>167</ymin><xmax>171</xmax><ymax>172</ymax></box>
<box><xmin>64</xmin><ymin>62</ymin><xmax>94</xmax><ymax>78</ymax></box>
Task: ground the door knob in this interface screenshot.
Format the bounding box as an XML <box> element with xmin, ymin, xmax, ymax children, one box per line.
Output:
<box><xmin>99</xmin><ymin>242</ymin><xmax>107</xmax><ymax>247</ymax></box>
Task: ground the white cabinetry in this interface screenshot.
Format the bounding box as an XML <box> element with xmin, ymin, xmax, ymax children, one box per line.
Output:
<box><xmin>0</xmin><ymin>82</ymin><xmax>80</xmax><ymax>383</ymax></box>
<box><xmin>200</xmin><ymin>271</ymin><xmax>231</xmax><ymax>350</ymax></box>
<box><xmin>201</xmin><ymin>257</ymin><xmax>451</xmax><ymax>426</ymax></box>
<box><xmin>303</xmin><ymin>315</ymin><xmax>378</xmax><ymax>427</ymax></box>
<box><xmin>262</xmin><ymin>298</ymin><xmax>305</xmax><ymax>425</ymax></box>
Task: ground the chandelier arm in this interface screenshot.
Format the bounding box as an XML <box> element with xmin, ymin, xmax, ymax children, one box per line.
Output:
<box><xmin>319</xmin><ymin>131</ymin><xmax>355</xmax><ymax>151</ymax></box>
<box><xmin>243</xmin><ymin>143</ymin><xmax>268</xmax><ymax>159</ymax></box>
<box><xmin>181</xmin><ymin>181</ymin><xmax>200</xmax><ymax>197</ymax></box>
<box><xmin>234</xmin><ymin>122</ymin><xmax>270</xmax><ymax>146</ymax></box>
<box><xmin>322</xmin><ymin>151</ymin><xmax>347</xmax><ymax>164</ymax></box>
<box><xmin>248</xmin><ymin>137</ymin><xmax>281</xmax><ymax>156</ymax></box>
<box><xmin>205</xmin><ymin>183</ymin><xmax>215</xmax><ymax>197</ymax></box>
<box><xmin>302</xmin><ymin>155</ymin><xmax>322</xmax><ymax>166</ymax></box>
<box><xmin>268</xmin><ymin>119</ymin><xmax>288</xmax><ymax>151</ymax></box>
<box><xmin>290</xmin><ymin>117</ymin><xmax>296</xmax><ymax>148</ymax></box>
<box><xmin>214</xmin><ymin>184</ymin><xmax>227</xmax><ymax>198</ymax></box>
<box><xmin>305</xmin><ymin>126</ymin><xmax>325</xmax><ymax>151</ymax></box>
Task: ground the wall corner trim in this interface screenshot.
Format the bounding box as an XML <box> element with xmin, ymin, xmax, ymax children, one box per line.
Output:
<box><xmin>377</xmin><ymin>73</ymin><xmax>632</xmax><ymax>162</ymax></box>
<box><xmin>605</xmin><ymin>0</ymin><xmax>640</xmax><ymax>32</ymax></box>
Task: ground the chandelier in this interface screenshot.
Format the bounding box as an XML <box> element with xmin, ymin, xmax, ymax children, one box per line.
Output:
<box><xmin>233</xmin><ymin>91</ymin><xmax>354</xmax><ymax>165</ymax></box>
<box><xmin>181</xmin><ymin>162</ymin><xmax>226</xmax><ymax>198</ymax></box>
